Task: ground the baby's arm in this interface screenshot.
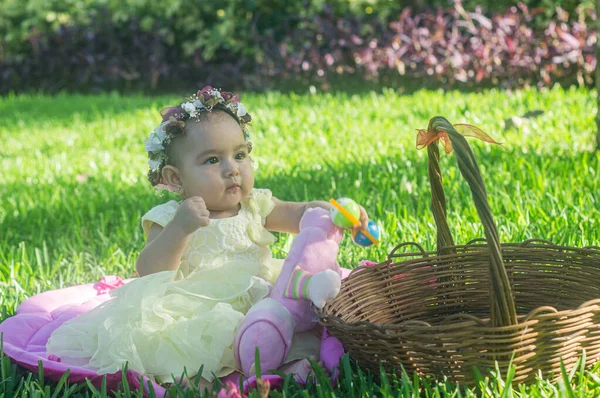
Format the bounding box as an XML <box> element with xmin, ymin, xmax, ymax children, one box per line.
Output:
<box><xmin>136</xmin><ymin>197</ymin><xmax>210</xmax><ymax>277</ymax></box>
<box><xmin>265</xmin><ymin>198</ymin><xmax>369</xmax><ymax>234</ymax></box>
<box><xmin>264</xmin><ymin>199</ymin><xmax>331</xmax><ymax>234</ymax></box>
<box><xmin>136</xmin><ymin>223</ymin><xmax>190</xmax><ymax>277</ymax></box>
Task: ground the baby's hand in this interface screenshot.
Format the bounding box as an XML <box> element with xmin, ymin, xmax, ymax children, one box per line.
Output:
<box><xmin>351</xmin><ymin>205</ymin><xmax>369</xmax><ymax>236</ymax></box>
<box><xmin>173</xmin><ymin>196</ymin><xmax>211</xmax><ymax>234</ymax></box>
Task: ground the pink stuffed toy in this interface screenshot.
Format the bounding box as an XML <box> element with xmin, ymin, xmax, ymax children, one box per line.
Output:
<box><xmin>233</xmin><ymin>207</ymin><xmax>345</xmax><ymax>379</ymax></box>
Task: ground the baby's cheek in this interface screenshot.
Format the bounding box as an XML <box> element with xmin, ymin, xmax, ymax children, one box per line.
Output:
<box><xmin>242</xmin><ymin>183</ymin><xmax>253</xmax><ymax>198</ymax></box>
<box><xmin>243</xmin><ymin>167</ymin><xmax>255</xmax><ymax>187</ymax></box>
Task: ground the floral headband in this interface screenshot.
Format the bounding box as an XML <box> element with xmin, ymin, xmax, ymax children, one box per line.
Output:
<box><xmin>145</xmin><ymin>86</ymin><xmax>252</xmax><ymax>188</ymax></box>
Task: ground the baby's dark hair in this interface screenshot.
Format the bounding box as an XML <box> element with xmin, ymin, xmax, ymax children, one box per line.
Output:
<box><xmin>147</xmin><ymin>93</ymin><xmax>253</xmax><ymax>188</ymax></box>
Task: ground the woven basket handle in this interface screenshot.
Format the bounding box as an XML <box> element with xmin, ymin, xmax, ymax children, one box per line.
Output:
<box><xmin>425</xmin><ymin>116</ymin><xmax>517</xmax><ymax>327</ymax></box>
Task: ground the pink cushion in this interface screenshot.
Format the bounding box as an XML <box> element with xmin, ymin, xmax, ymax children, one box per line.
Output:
<box><xmin>0</xmin><ymin>276</ymin><xmax>166</xmax><ymax>397</ymax></box>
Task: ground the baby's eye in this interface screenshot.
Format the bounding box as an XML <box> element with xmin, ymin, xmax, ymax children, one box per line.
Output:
<box><xmin>235</xmin><ymin>152</ymin><xmax>247</xmax><ymax>160</ymax></box>
<box><xmin>204</xmin><ymin>157</ymin><xmax>219</xmax><ymax>164</ymax></box>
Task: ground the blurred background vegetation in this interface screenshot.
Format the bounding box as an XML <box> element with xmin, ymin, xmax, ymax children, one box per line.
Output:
<box><xmin>0</xmin><ymin>0</ymin><xmax>595</xmax><ymax>93</ymax></box>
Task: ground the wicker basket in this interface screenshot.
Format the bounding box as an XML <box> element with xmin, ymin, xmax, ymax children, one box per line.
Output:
<box><xmin>318</xmin><ymin>117</ymin><xmax>600</xmax><ymax>385</ymax></box>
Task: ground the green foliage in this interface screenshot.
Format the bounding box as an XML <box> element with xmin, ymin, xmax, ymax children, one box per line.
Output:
<box><xmin>0</xmin><ymin>0</ymin><xmax>317</xmax><ymax>61</ymax></box>
<box><xmin>0</xmin><ymin>0</ymin><xmax>593</xmax><ymax>61</ymax></box>
<box><xmin>0</xmin><ymin>0</ymin><xmax>594</xmax><ymax>93</ymax></box>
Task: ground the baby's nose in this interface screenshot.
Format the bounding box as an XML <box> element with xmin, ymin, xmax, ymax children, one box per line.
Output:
<box><xmin>224</xmin><ymin>160</ymin><xmax>240</xmax><ymax>176</ymax></box>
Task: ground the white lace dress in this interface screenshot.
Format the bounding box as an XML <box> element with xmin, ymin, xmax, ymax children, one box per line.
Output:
<box><xmin>46</xmin><ymin>189</ymin><xmax>282</xmax><ymax>382</ymax></box>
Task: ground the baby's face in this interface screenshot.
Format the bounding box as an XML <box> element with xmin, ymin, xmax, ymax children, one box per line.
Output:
<box><xmin>176</xmin><ymin>115</ymin><xmax>254</xmax><ymax>216</ymax></box>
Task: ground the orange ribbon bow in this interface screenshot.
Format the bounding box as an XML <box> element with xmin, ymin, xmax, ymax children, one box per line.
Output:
<box><xmin>416</xmin><ymin>123</ymin><xmax>502</xmax><ymax>153</ymax></box>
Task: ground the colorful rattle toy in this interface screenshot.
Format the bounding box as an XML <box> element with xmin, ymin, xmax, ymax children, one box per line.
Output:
<box><xmin>329</xmin><ymin>198</ymin><xmax>381</xmax><ymax>247</ymax></box>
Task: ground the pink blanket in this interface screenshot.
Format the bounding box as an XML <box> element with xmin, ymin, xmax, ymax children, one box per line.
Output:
<box><xmin>0</xmin><ymin>276</ymin><xmax>166</xmax><ymax>396</ymax></box>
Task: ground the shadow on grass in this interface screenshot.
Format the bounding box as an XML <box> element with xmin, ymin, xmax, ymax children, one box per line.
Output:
<box><xmin>0</xmin><ymin>153</ymin><xmax>429</xmax><ymax>253</ymax></box>
<box><xmin>0</xmin><ymin>93</ymin><xmax>175</xmax><ymax>126</ymax></box>
<box><xmin>1</xmin><ymin>148</ymin><xmax>598</xmax><ymax>257</ymax></box>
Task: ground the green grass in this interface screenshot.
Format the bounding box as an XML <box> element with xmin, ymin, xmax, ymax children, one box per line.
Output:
<box><xmin>0</xmin><ymin>86</ymin><xmax>599</xmax><ymax>396</ymax></box>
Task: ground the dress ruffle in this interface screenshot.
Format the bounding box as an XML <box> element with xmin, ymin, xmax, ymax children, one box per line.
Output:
<box><xmin>47</xmin><ymin>261</ymin><xmax>271</xmax><ymax>381</ymax></box>
<box><xmin>243</xmin><ymin>188</ymin><xmax>277</xmax><ymax>248</ymax></box>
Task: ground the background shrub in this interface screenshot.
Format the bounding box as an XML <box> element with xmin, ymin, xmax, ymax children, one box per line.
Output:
<box><xmin>0</xmin><ymin>0</ymin><xmax>595</xmax><ymax>93</ymax></box>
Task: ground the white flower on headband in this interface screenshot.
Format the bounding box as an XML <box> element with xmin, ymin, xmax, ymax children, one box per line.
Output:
<box><xmin>181</xmin><ymin>102</ymin><xmax>199</xmax><ymax>118</ymax></box>
<box><xmin>236</xmin><ymin>103</ymin><xmax>247</xmax><ymax>118</ymax></box>
<box><xmin>148</xmin><ymin>158</ymin><xmax>162</xmax><ymax>172</ymax></box>
<box><xmin>145</xmin><ymin>124</ymin><xmax>167</xmax><ymax>153</ymax></box>
<box><xmin>181</xmin><ymin>102</ymin><xmax>195</xmax><ymax>114</ymax></box>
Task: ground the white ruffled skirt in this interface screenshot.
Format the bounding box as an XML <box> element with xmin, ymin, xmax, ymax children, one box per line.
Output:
<box><xmin>46</xmin><ymin>261</ymin><xmax>273</xmax><ymax>382</ymax></box>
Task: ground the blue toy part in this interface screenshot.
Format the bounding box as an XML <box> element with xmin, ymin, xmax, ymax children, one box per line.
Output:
<box><xmin>351</xmin><ymin>220</ymin><xmax>381</xmax><ymax>247</ymax></box>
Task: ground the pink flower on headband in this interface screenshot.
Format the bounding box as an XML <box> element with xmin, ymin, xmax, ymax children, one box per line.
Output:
<box><xmin>221</xmin><ymin>91</ymin><xmax>239</xmax><ymax>105</ymax></box>
<box><xmin>197</xmin><ymin>85</ymin><xmax>221</xmax><ymax>107</ymax></box>
<box><xmin>164</xmin><ymin>117</ymin><xmax>186</xmax><ymax>136</ymax></box>
<box><xmin>160</xmin><ymin>107</ymin><xmax>186</xmax><ymax>122</ymax></box>
<box><xmin>197</xmin><ymin>85</ymin><xmax>215</xmax><ymax>98</ymax></box>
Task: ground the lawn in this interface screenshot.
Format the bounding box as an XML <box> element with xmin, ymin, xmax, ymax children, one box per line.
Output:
<box><xmin>1</xmin><ymin>86</ymin><xmax>599</xmax><ymax>396</ymax></box>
